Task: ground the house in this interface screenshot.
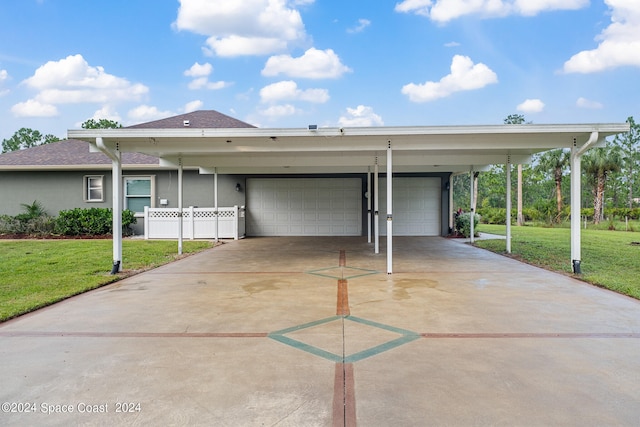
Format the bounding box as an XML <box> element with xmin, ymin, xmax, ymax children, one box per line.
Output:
<box><xmin>0</xmin><ymin>109</ymin><xmax>630</xmax><ymax>273</ymax></box>
<box><xmin>0</xmin><ymin>111</ymin><xmax>254</xmax><ymax>235</ymax></box>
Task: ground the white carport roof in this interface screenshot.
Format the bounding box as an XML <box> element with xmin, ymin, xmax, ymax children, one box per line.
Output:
<box><xmin>67</xmin><ymin>123</ymin><xmax>629</xmax><ymax>173</ymax></box>
<box><xmin>68</xmin><ymin>121</ymin><xmax>630</xmax><ymax>276</ymax></box>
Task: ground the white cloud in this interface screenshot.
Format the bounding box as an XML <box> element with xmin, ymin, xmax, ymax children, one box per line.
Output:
<box><xmin>128</xmin><ymin>105</ymin><xmax>174</xmax><ymax>123</ymax></box>
<box><xmin>563</xmin><ymin>0</ymin><xmax>640</xmax><ymax>73</ymax></box>
<box><xmin>125</xmin><ymin>101</ymin><xmax>203</xmax><ymax>125</ymax></box>
<box><xmin>184</xmin><ymin>62</ymin><xmax>213</xmax><ymax>77</ymax></box>
<box><xmin>401</xmin><ymin>55</ymin><xmax>498</xmax><ymax>102</ymax></box>
<box><xmin>0</xmin><ymin>69</ymin><xmax>8</xmax><ymax>97</ymax></box>
<box><xmin>11</xmin><ymin>99</ymin><xmax>58</xmax><ymax>117</ymax></box>
<box><xmin>187</xmin><ymin>77</ymin><xmax>230</xmax><ymax>90</ymax></box>
<box><xmin>35</xmin><ymin>87</ymin><xmax>147</xmax><ymax>104</ymax></box>
<box><xmin>14</xmin><ymin>54</ymin><xmax>148</xmax><ymax>117</ymax></box>
<box><xmin>516</xmin><ymin>98</ymin><xmax>545</xmax><ymax>113</ymax></box>
<box><xmin>576</xmin><ymin>97</ymin><xmax>604</xmax><ymax>109</ymax></box>
<box><xmin>174</xmin><ymin>0</ymin><xmax>309</xmax><ymax>57</ymax></box>
<box><xmin>23</xmin><ymin>55</ymin><xmax>148</xmax><ymax>96</ymax></box>
<box><xmin>204</xmin><ymin>36</ymin><xmax>288</xmax><ymax>57</ymax></box>
<box><xmin>338</xmin><ymin>105</ymin><xmax>384</xmax><ymax>127</ymax></box>
<box><xmin>260</xmin><ymin>80</ymin><xmax>329</xmax><ymax>103</ymax></box>
<box><xmin>90</xmin><ymin>105</ymin><xmax>122</xmax><ymax>122</ymax></box>
<box><xmin>258</xmin><ymin>104</ymin><xmax>301</xmax><ymax>118</ymax></box>
<box><xmin>395</xmin><ymin>0</ymin><xmax>588</xmax><ymax>23</ymax></box>
<box><xmin>183</xmin><ymin>62</ymin><xmax>231</xmax><ymax>90</ymax></box>
<box><xmin>184</xmin><ymin>100</ymin><xmax>204</xmax><ymax>112</ymax></box>
<box><xmin>262</xmin><ymin>48</ymin><xmax>352</xmax><ymax>79</ymax></box>
<box><xmin>444</xmin><ymin>41</ymin><xmax>461</xmax><ymax>47</ymax></box>
<box><xmin>347</xmin><ymin>19</ymin><xmax>371</xmax><ymax>33</ymax></box>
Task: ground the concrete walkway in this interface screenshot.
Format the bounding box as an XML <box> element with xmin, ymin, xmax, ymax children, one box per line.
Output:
<box><xmin>1</xmin><ymin>237</ymin><xmax>639</xmax><ymax>426</ymax></box>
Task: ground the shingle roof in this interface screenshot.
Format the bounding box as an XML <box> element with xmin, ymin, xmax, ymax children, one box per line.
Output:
<box><xmin>0</xmin><ymin>110</ymin><xmax>256</xmax><ymax>169</ymax></box>
<box><xmin>0</xmin><ymin>139</ymin><xmax>159</xmax><ymax>168</ymax></box>
<box><xmin>126</xmin><ymin>110</ymin><xmax>256</xmax><ymax>129</ymax></box>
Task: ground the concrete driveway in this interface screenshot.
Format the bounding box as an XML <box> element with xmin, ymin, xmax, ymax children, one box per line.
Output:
<box><xmin>1</xmin><ymin>236</ymin><xmax>639</xmax><ymax>426</ymax></box>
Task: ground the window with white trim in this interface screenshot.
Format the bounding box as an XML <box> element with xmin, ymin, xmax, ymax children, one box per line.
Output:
<box><xmin>124</xmin><ymin>176</ymin><xmax>154</xmax><ymax>213</ymax></box>
<box><xmin>84</xmin><ymin>175</ymin><xmax>104</xmax><ymax>202</ymax></box>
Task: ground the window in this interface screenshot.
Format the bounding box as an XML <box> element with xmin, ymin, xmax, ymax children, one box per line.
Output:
<box><xmin>124</xmin><ymin>176</ymin><xmax>154</xmax><ymax>213</ymax></box>
<box><xmin>84</xmin><ymin>175</ymin><xmax>104</xmax><ymax>202</ymax></box>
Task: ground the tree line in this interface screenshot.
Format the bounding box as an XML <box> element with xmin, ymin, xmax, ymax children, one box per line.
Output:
<box><xmin>454</xmin><ymin>115</ymin><xmax>640</xmax><ymax>225</ymax></box>
<box><xmin>1</xmin><ymin>119</ymin><xmax>122</xmax><ymax>153</ymax></box>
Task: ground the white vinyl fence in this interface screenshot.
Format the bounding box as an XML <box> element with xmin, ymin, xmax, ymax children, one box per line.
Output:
<box><xmin>144</xmin><ymin>206</ymin><xmax>245</xmax><ymax>240</ymax></box>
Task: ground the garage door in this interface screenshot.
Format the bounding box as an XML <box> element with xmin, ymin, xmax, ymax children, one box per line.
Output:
<box><xmin>379</xmin><ymin>177</ymin><xmax>440</xmax><ymax>236</ymax></box>
<box><xmin>246</xmin><ymin>178</ymin><xmax>362</xmax><ymax>236</ymax></box>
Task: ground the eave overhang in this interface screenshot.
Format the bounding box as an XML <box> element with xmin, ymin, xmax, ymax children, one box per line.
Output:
<box><xmin>67</xmin><ymin>123</ymin><xmax>630</xmax><ymax>174</ymax></box>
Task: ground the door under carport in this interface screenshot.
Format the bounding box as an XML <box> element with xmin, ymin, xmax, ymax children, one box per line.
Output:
<box><xmin>246</xmin><ymin>178</ymin><xmax>362</xmax><ymax>236</ymax></box>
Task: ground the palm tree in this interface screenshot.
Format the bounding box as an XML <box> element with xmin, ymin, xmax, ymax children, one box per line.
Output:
<box><xmin>536</xmin><ymin>149</ymin><xmax>570</xmax><ymax>222</ymax></box>
<box><xmin>582</xmin><ymin>146</ymin><xmax>622</xmax><ymax>224</ymax></box>
<box><xmin>612</xmin><ymin>116</ymin><xmax>639</xmax><ymax>208</ymax></box>
<box><xmin>20</xmin><ymin>200</ymin><xmax>48</xmax><ymax>219</ymax></box>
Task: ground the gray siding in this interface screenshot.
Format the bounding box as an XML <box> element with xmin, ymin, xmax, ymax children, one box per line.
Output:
<box><xmin>0</xmin><ymin>171</ymin><xmax>111</xmax><ymax>216</ymax></box>
<box><xmin>0</xmin><ymin>170</ymin><xmax>248</xmax><ymax>216</ymax></box>
<box><xmin>1</xmin><ymin>170</ymin><xmax>451</xmax><ymax>236</ymax></box>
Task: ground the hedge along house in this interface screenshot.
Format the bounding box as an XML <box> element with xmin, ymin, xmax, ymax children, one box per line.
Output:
<box><xmin>66</xmin><ymin>111</ymin><xmax>629</xmax><ymax>275</ymax></box>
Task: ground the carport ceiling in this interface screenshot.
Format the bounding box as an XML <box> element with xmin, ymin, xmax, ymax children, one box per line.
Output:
<box><xmin>69</xmin><ymin>123</ymin><xmax>630</xmax><ymax>174</ymax></box>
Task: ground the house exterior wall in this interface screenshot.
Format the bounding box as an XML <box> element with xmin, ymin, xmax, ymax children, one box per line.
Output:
<box><xmin>0</xmin><ymin>170</ymin><xmax>247</xmax><ymax>215</ymax></box>
<box><xmin>157</xmin><ymin>171</ymin><xmax>245</xmax><ymax>209</ymax></box>
<box><xmin>0</xmin><ymin>170</ymin><xmax>451</xmax><ymax>237</ymax></box>
<box><xmin>0</xmin><ymin>171</ymin><xmax>112</xmax><ymax>216</ymax></box>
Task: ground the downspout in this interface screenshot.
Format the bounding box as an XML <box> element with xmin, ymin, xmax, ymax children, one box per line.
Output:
<box><xmin>386</xmin><ymin>141</ymin><xmax>393</xmax><ymax>274</ymax></box>
<box><xmin>374</xmin><ymin>159</ymin><xmax>379</xmax><ymax>254</ymax></box>
<box><xmin>95</xmin><ymin>137</ymin><xmax>123</xmax><ymax>274</ymax></box>
<box><xmin>570</xmin><ymin>131</ymin><xmax>599</xmax><ymax>274</ymax></box>
<box><xmin>367</xmin><ymin>168</ymin><xmax>372</xmax><ymax>244</ymax></box>
<box><xmin>178</xmin><ymin>158</ymin><xmax>184</xmax><ymax>255</ymax></box>
<box><xmin>470</xmin><ymin>167</ymin><xmax>475</xmax><ymax>244</ymax></box>
<box><xmin>506</xmin><ymin>155</ymin><xmax>512</xmax><ymax>253</ymax></box>
<box><xmin>214</xmin><ymin>168</ymin><xmax>219</xmax><ymax>243</ymax></box>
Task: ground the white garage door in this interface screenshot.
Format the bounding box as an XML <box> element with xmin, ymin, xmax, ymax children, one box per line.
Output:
<box><xmin>379</xmin><ymin>177</ymin><xmax>441</xmax><ymax>236</ymax></box>
<box><xmin>246</xmin><ymin>178</ymin><xmax>362</xmax><ymax>236</ymax></box>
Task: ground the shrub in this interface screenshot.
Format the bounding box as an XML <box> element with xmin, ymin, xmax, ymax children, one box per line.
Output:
<box><xmin>54</xmin><ymin>208</ymin><xmax>136</xmax><ymax>236</ymax></box>
<box><xmin>0</xmin><ymin>215</ymin><xmax>18</xmax><ymax>234</ymax></box>
<box><xmin>454</xmin><ymin>212</ymin><xmax>480</xmax><ymax>237</ymax></box>
<box><xmin>580</xmin><ymin>208</ymin><xmax>595</xmax><ymax>220</ymax></box>
<box><xmin>21</xmin><ymin>216</ymin><xmax>56</xmax><ymax>235</ymax></box>
<box><xmin>606</xmin><ymin>207</ymin><xmax>640</xmax><ymax>220</ymax></box>
<box><xmin>0</xmin><ymin>201</ymin><xmax>55</xmax><ymax>235</ymax></box>
<box><xmin>477</xmin><ymin>207</ymin><xmax>506</xmax><ymax>224</ymax></box>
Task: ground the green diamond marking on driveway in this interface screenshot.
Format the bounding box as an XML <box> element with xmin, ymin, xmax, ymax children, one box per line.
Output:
<box><xmin>306</xmin><ymin>266</ymin><xmax>379</xmax><ymax>280</ymax></box>
<box><xmin>268</xmin><ymin>316</ymin><xmax>420</xmax><ymax>363</ymax></box>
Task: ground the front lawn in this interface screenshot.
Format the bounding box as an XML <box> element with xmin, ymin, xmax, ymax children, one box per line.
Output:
<box><xmin>476</xmin><ymin>224</ymin><xmax>640</xmax><ymax>299</ymax></box>
<box><xmin>0</xmin><ymin>239</ymin><xmax>213</xmax><ymax>322</ymax></box>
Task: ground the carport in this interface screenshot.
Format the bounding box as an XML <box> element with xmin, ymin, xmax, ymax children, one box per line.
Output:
<box><xmin>68</xmin><ymin>122</ymin><xmax>629</xmax><ymax>274</ymax></box>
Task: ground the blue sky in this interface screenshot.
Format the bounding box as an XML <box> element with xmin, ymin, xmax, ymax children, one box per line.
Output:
<box><xmin>0</xmin><ymin>0</ymin><xmax>639</xmax><ymax>141</ymax></box>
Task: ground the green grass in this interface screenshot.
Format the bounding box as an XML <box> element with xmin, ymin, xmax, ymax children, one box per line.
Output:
<box><xmin>476</xmin><ymin>224</ymin><xmax>640</xmax><ymax>299</ymax></box>
<box><xmin>529</xmin><ymin>219</ymin><xmax>640</xmax><ymax>232</ymax></box>
<box><xmin>0</xmin><ymin>239</ymin><xmax>213</xmax><ymax>322</ymax></box>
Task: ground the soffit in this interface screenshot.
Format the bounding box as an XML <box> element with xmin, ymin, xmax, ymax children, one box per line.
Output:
<box><xmin>67</xmin><ymin>123</ymin><xmax>630</xmax><ymax>173</ymax></box>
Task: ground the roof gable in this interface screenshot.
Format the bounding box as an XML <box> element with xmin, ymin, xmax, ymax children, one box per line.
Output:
<box><xmin>0</xmin><ymin>110</ymin><xmax>256</xmax><ymax>169</ymax></box>
<box><xmin>126</xmin><ymin>110</ymin><xmax>256</xmax><ymax>129</ymax></box>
